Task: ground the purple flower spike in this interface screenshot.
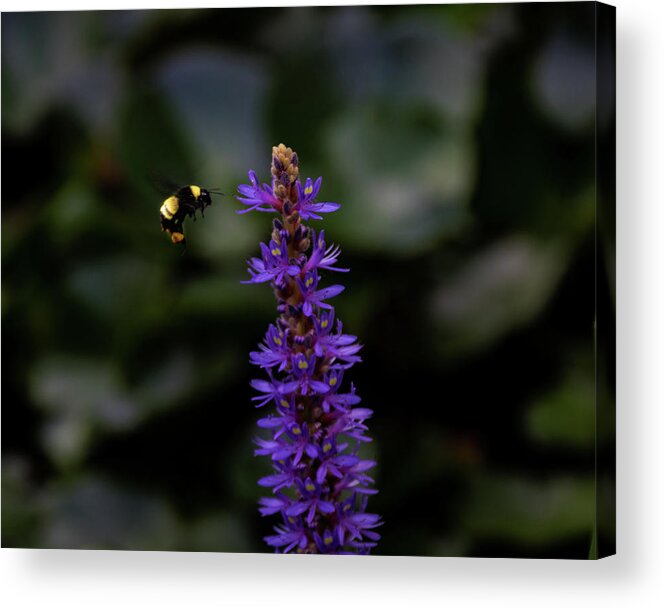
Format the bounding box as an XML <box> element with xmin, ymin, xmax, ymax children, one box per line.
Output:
<box><xmin>239</xmin><ymin>144</ymin><xmax>381</xmax><ymax>554</ymax></box>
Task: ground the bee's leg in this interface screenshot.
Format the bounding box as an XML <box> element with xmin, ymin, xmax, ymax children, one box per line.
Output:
<box><xmin>184</xmin><ymin>205</ymin><xmax>197</xmax><ymax>221</ymax></box>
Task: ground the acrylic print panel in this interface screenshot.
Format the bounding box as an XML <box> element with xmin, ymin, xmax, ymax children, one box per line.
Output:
<box><xmin>1</xmin><ymin>2</ymin><xmax>615</xmax><ymax>558</ymax></box>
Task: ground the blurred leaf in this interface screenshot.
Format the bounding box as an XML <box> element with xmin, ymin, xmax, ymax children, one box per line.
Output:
<box><xmin>30</xmin><ymin>357</ymin><xmax>137</xmax><ymax>426</ymax></box>
<box><xmin>462</xmin><ymin>474</ymin><xmax>594</xmax><ymax>545</ymax></box>
<box><xmin>418</xmin><ymin>3</ymin><xmax>509</xmax><ymax>34</ymax></box>
<box><xmin>427</xmin><ymin>534</ymin><xmax>472</xmax><ymax>558</ymax></box>
<box><xmin>67</xmin><ymin>256</ymin><xmax>166</xmax><ymax>327</ymax></box>
<box><xmin>134</xmin><ymin>351</ymin><xmax>196</xmax><ymax>409</ymax></box>
<box><xmin>532</xmin><ymin>31</ymin><xmax>596</xmax><ymax>132</ymax></box>
<box><xmin>179</xmin><ymin>512</ymin><xmax>251</xmax><ymax>553</ymax></box>
<box><xmin>29</xmin><ymin>349</ymin><xmax>233</xmax><ymax>469</ymax></box>
<box><xmin>431</xmin><ymin>236</ymin><xmax>568</xmax><ymax>357</ymax></box>
<box><xmin>179</xmin><ymin>276</ymin><xmax>271</xmax><ymax>317</ymax></box>
<box><xmin>117</xmin><ymin>84</ymin><xmax>196</xmax><ymax>187</ymax></box>
<box><xmin>44</xmin><ymin>476</ymin><xmax>179</xmax><ymax>550</ymax></box>
<box><xmin>326</xmin><ymin>105</ymin><xmax>472</xmax><ymax>255</ymax></box>
<box><xmin>525</xmin><ymin>358</ymin><xmax>596</xmax><ymax>449</ymax></box>
<box><xmin>324</xmin><ymin>10</ymin><xmax>490</xmax><ymax>121</ymax></box>
<box><xmin>1</xmin><ymin>457</ymin><xmax>44</xmax><ymax>547</ymax></box>
<box><xmin>2</xmin><ymin>12</ymin><xmax>121</xmax><ymax>134</ymax></box>
<box><xmin>154</xmin><ymin>49</ymin><xmax>268</xmax><ymax>180</ymax></box>
<box><xmin>2</xmin><ymin>12</ymin><xmax>68</xmax><ymax>132</ymax></box>
<box><xmin>30</xmin><ymin>357</ymin><xmax>139</xmax><ymax>467</ymax></box>
<box><xmin>46</xmin><ymin>178</ymin><xmax>99</xmax><ymax>246</ymax></box>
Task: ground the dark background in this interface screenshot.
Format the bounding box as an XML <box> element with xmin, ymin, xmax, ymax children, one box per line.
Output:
<box><xmin>2</xmin><ymin>3</ymin><xmax>615</xmax><ymax>557</ymax></box>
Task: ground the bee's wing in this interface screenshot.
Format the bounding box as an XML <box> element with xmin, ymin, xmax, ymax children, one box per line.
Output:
<box><xmin>149</xmin><ymin>171</ymin><xmax>183</xmax><ymax>197</ymax></box>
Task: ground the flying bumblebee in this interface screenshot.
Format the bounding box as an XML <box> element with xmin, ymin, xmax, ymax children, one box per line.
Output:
<box><xmin>159</xmin><ymin>184</ymin><xmax>220</xmax><ymax>246</ymax></box>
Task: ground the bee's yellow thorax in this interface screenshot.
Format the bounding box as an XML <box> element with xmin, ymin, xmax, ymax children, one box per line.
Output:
<box><xmin>160</xmin><ymin>195</ymin><xmax>179</xmax><ymax>220</ymax></box>
<box><xmin>189</xmin><ymin>185</ymin><xmax>201</xmax><ymax>199</ymax></box>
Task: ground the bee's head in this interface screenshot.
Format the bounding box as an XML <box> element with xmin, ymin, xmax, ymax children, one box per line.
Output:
<box><xmin>199</xmin><ymin>188</ymin><xmax>212</xmax><ymax>207</ymax></box>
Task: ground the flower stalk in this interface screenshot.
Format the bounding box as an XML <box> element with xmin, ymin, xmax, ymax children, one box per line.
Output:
<box><xmin>237</xmin><ymin>144</ymin><xmax>381</xmax><ymax>554</ymax></box>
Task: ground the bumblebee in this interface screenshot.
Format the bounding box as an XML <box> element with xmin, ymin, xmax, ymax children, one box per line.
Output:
<box><xmin>159</xmin><ymin>184</ymin><xmax>216</xmax><ymax>246</ymax></box>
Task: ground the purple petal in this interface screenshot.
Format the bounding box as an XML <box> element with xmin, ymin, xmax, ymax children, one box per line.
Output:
<box><xmin>285</xmin><ymin>502</ymin><xmax>309</xmax><ymax>517</ymax></box>
<box><xmin>310</xmin><ymin>380</ymin><xmax>331</xmax><ymax>394</ymax></box>
<box><xmin>257</xmin><ymin>417</ymin><xmax>282</xmax><ymax>428</ymax></box>
<box><xmin>315</xmin><ymin>285</ymin><xmax>345</xmax><ymax>301</ymax></box>
<box><xmin>317</xmin><ymin>500</ymin><xmax>335</xmax><ymax>514</ymax></box>
<box><xmin>309</xmin><ymin>202</ymin><xmax>340</xmax><ymax>213</ymax></box>
<box><xmin>258</xmin><ymin>474</ymin><xmax>288</xmax><ymax>488</ymax></box>
<box><xmin>250</xmin><ymin>379</ymin><xmax>273</xmax><ymax>393</ymax></box>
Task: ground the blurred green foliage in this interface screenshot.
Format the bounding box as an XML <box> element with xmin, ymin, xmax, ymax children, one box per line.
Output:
<box><xmin>2</xmin><ymin>4</ymin><xmax>614</xmax><ymax>557</ymax></box>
